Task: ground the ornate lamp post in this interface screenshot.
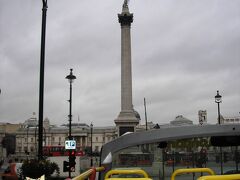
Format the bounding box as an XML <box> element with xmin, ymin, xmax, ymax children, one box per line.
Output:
<box><xmin>90</xmin><ymin>123</ymin><xmax>93</xmax><ymax>166</ymax></box>
<box><xmin>66</xmin><ymin>68</ymin><xmax>76</xmax><ymax>178</ymax></box>
<box><xmin>26</xmin><ymin>126</ymin><xmax>29</xmax><ymax>156</ymax></box>
<box><xmin>35</xmin><ymin>126</ymin><xmax>46</xmax><ymax>158</ymax></box>
<box><xmin>66</xmin><ymin>69</ymin><xmax>76</xmax><ymax>140</ymax></box>
<box><xmin>215</xmin><ymin>90</ymin><xmax>222</xmax><ymax>124</ymax></box>
<box><xmin>215</xmin><ymin>90</ymin><xmax>223</xmax><ymax>174</ymax></box>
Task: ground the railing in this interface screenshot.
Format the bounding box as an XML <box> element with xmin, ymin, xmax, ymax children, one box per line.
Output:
<box><xmin>72</xmin><ymin>167</ymin><xmax>105</xmax><ymax>180</ymax></box>
<box><xmin>74</xmin><ymin>166</ymin><xmax>240</xmax><ymax>180</ymax></box>
<box><xmin>197</xmin><ymin>174</ymin><xmax>240</xmax><ymax>180</ymax></box>
<box><xmin>73</xmin><ymin>168</ymin><xmax>152</xmax><ymax>180</ymax></box>
<box><xmin>104</xmin><ymin>169</ymin><xmax>150</xmax><ymax>180</ymax></box>
<box><xmin>171</xmin><ymin>168</ymin><xmax>215</xmax><ymax>180</ymax></box>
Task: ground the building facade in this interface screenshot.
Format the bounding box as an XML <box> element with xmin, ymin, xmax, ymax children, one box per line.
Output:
<box><xmin>0</xmin><ymin>123</ymin><xmax>22</xmax><ymax>159</ymax></box>
<box><xmin>221</xmin><ymin>116</ymin><xmax>240</xmax><ymax>124</ymax></box>
<box><xmin>198</xmin><ymin>110</ymin><xmax>207</xmax><ymax>125</ymax></box>
<box><xmin>2</xmin><ymin>112</ymin><xmax>239</xmax><ymax>160</ymax></box>
<box><xmin>1</xmin><ymin>114</ymin><xmax>116</xmax><ymax>161</ymax></box>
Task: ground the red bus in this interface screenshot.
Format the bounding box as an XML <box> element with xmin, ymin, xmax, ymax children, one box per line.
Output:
<box><xmin>43</xmin><ymin>146</ymin><xmax>84</xmax><ymax>156</ymax></box>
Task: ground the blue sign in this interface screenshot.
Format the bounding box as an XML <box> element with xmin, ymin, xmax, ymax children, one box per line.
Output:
<box><xmin>65</xmin><ymin>140</ymin><xmax>76</xmax><ymax>150</ymax></box>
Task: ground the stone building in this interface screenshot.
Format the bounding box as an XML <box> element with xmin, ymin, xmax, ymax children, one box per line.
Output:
<box><xmin>12</xmin><ymin>116</ymin><xmax>116</xmax><ymax>160</ymax></box>
<box><xmin>4</xmin><ymin>111</ymin><xmax>236</xmax><ymax>160</ymax></box>
<box><xmin>0</xmin><ymin>122</ymin><xmax>22</xmax><ymax>158</ymax></box>
<box><xmin>198</xmin><ymin>110</ymin><xmax>207</xmax><ymax>125</ymax></box>
<box><xmin>221</xmin><ymin>116</ymin><xmax>240</xmax><ymax>124</ymax></box>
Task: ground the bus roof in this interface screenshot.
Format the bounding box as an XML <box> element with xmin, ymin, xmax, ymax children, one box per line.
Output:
<box><xmin>101</xmin><ymin>124</ymin><xmax>240</xmax><ymax>164</ymax></box>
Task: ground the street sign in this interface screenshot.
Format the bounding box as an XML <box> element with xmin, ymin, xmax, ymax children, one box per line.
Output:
<box><xmin>65</xmin><ymin>140</ymin><xmax>76</xmax><ymax>150</ymax></box>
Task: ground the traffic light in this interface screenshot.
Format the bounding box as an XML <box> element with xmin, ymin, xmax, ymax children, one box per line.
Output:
<box><xmin>63</xmin><ymin>161</ymin><xmax>69</xmax><ymax>172</ymax></box>
<box><xmin>69</xmin><ymin>150</ymin><xmax>76</xmax><ymax>172</ymax></box>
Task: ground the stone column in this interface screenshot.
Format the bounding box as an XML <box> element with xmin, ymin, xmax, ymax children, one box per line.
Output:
<box><xmin>114</xmin><ymin>1</ymin><xmax>139</xmax><ymax>136</ymax></box>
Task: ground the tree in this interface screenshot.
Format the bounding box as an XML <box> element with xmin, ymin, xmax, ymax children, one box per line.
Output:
<box><xmin>21</xmin><ymin>159</ymin><xmax>59</xmax><ymax>179</ymax></box>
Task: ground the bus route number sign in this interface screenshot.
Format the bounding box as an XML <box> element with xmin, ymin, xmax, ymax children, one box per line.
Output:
<box><xmin>65</xmin><ymin>140</ymin><xmax>76</xmax><ymax>150</ymax></box>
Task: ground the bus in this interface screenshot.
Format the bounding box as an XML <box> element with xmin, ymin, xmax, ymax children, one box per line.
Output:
<box><xmin>43</xmin><ymin>146</ymin><xmax>84</xmax><ymax>156</ymax></box>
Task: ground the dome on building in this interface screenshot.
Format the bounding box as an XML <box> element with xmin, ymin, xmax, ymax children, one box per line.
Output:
<box><xmin>23</xmin><ymin>112</ymin><xmax>37</xmax><ymax>127</ymax></box>
<box><xmin>170</xmin><ymin>115</ymin><xmax>193</xmax><ymax>126</ymax></box>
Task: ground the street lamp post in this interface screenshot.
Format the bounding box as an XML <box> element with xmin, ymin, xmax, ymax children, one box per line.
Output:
<box><xmin>215</xmin><ymin>90</ymin><xmax>222</xmax><ymax>125</ymax></box>
<box><xmin>25</xmin><ymin>126</ymin><xmax>30</xmax><ymax>159</ymax></box>
<box><xmin>26</xmin><ymin>126</ymin><xmax>29</xmax><ymax>155</ymax></box>
<box><xmin>66</xmin><ymin>68</ymin><xmax>76</xmax><ymax>140</ymax></box>
<box><xmin>38</xmin><ymin>0</ymin><xmax>48</xmax><ymax>161</ymax></box>
<box><xmin>66</xmin><ymin>68</ymin><xmax>76</xmax><ymax>178</ymax></box>
<box><xmin>144</xmin><ymin>98</ymin><xmax>148</xmax><ymax>131</ymax></box>
<box><xmin>35</xmin><ymin>126</ymin><xmax>46</xmax><ymax>158</ymax></box>
<box><xmin>215</xmin><ymin>90</ymin><xmax>223</xmax><ymax>174</ymax></box>
<box><xmin>90</xmin><ymin>123</ymin><xmax>93</xmax><ymax>166</ymax></box>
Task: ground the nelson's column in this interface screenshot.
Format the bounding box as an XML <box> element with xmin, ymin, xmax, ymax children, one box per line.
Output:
<box><xmin>115</xmin><ymin>0</ymin><xmax>139</xmax><ymax>136</ymax></box>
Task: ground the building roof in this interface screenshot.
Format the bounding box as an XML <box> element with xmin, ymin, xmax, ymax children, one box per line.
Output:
<box><xmin>170</xmin><ymin>115</ymin><xmax>193</xmax><ymax>126</ymax></box>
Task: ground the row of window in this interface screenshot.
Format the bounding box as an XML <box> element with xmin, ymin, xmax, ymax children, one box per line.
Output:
<box><xmin>17</xmin><ymin>145</ymin><xmax>101</xmax><ymax>154</ymax></box>
<box><xmin>88</xmin><ymin>136</ymin><xmax>112</xmax><ymax>142</ymax></box>
<box><xmin>16</xmin><ymin>135</ymin><xmax>113</xmax><ymax>153</ymax></box>
<box><xmin>224</xmin><ymin>118</ymin><xmax>240</xmax><ymax>122</ymax></box>
<box><xmin>18</xmin><ymin>135</ymin><xmax>112</xmax><ymax>144</ymax></box>
<box><xmin>17</xmin><ymin>146</ymin><xmax>35</xmax><ymax>153</ymax></box>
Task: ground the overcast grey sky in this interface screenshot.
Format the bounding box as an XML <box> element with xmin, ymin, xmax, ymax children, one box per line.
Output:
<box><xmin>0</xmin><ymin>0</ymin><xmax>240</xmax><ymax>127</ymax></box>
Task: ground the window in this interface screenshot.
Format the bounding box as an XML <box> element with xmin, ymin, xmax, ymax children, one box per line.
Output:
<box><xmin>31</xmin><ymin>138</ymin><xmax>34</xmax><ymax>142</ymax></box>
<box><xmin>30</xmin><ymin>146</ymin><xmax>34</xmax><ymax>152</ymax></box>
<box><xmin>96</xmin><ymin>137</ymin><xmax>98</xmax><ymax>142</ymax></box>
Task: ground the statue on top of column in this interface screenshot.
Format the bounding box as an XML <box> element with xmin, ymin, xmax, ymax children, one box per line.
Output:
<box><xmin>123</xmin><ymin>0</ymin><xmax>129</xmax><ymax>7</ymax></box>
<box><xmin>122</xmin><ymin>0</ymin><xmax>130</xmax><ymax>13</ymax></box>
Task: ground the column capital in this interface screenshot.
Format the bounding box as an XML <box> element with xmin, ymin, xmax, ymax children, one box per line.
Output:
<box><xmin>118</xmin><ymin>13</ymin><xmax>133</xmax><ymax>26</ymax></box>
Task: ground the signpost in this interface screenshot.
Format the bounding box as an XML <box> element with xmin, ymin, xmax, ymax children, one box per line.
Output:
<box><xmin>65</xmin><ymin>140</ymin><xmax>76</xmax><ymax>150</ymax></box>
<box><xmin>64</xmin><ymin>140</ymin><xmax>76</xmax><ymax>173</ymax></box>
